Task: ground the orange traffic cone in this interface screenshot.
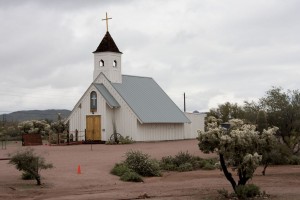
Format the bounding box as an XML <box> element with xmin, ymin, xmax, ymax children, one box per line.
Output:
<box><xmin>77</xmin><ymin>165</ymin><xmax>81</xmax><ymax>174</ymax></box>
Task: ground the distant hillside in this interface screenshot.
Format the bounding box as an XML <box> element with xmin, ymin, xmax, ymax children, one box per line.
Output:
<box><xmin>0</xmin><ymin>109</ymin><xmax>71</xmax><ymax>122</ymax></box>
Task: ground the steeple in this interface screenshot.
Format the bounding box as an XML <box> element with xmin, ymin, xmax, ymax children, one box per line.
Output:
<box><xmin>93</xmin><ymin>31</ymin><xmax>122</xmax><ymax>54</ymax></box>
<box><xmin>93</xmin><ymin>14</ymin><xmax>122</xmax><ymax>83</ymax></box>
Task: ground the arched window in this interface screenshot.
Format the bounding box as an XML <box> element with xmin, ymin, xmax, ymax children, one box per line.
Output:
<box><xmin>99</xmin><ymin>60</ymin><xmax>104</xmax><ymax>67</ymax></box>
<box><xmin>113</xmin><ymin>60</ymin><xmax>117</xmax><ymax>68</ymax></box>
<box><xmin>90</xmin><ymin>91</ymin><xmax>97</xmax><ymax>112</ymax></box>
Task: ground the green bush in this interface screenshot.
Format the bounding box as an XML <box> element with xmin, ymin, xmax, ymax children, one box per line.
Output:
<box><xmin>111</xmin><ymin>163</ymin><xmax>131</xmax><ymax>176</ymax></box>
<box><xmin>289</xmin><ymin>155</ymin><xmax>300</xmax><ymax>165</ymax></box>
<box><xmin>160</xmin><ymin>156</ymin><xmax>177</xmax><ymax>171</ymax></box>
<box><xmin>9</xmin><ymin>148</ymin><xmax>53</xmax><ymax>185</ymax></box>
<box><xmin>22</xmin><ymin>172</ymin><xmax>35</xmax><ymax>180</ymax></box>
<box><xmin>173</xmin><ymin>151</ymin><xmax>193</xmax><ymax>166</ymax></box>
<box><xmin>120</xmin><ymin>171</ymin><xmax>143</xmax><ymax>182</ymax></box>
<box><xmin>124</xmin><ymin>150</ymin><xmax>161</xmax><ymax>177</ymax></box>
<box><xmin>119</xmin><ymin>136</ymin><xmax>134</xmax><ymax>144</ymax></box>
<box><xmin>217</xmin><ymin>188</ymin><xmax>230</xmax><ymax>199</ymax></box>
<box><xmin>105</xmin><ymin>135</ymin><xmax>135</xmax><ymax>145</ymax></box>
<box><xmin>191</xmin><ymin>159</ymin><xmax>204</xmax><ymax>169</ymax></box>
<box><xmin>105</xmin><ymin>140</ymin><xmax>117</xmax><ymax>145</ymax></box>
<box><xmin>178</xmin><ymin>162</ymin><xmax>193</xmax><ymax>172</ymax></box>
<box><xmin>202</xmin><ymin>162</ymin><xmax>216</xmax><ymax>170</ymax></box>
<box><xmin>160</xmin><ymin>152</ymin><xmax>217</xmax><ymax>171</ymax></box>
<box><xmin>235</xmin><ymin>184</ymin><xmax>261</xmax><ymax>199</ymax></box>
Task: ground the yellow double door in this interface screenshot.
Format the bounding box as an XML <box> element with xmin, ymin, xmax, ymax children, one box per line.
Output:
<box><xmin>86</xmin><ymin>115</ymin><xmax>101</xmax><ymax>141</ymax></box>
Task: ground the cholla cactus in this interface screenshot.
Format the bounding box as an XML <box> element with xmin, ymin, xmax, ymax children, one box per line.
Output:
<box><xmin>198</xmin><ymin>118</ymin><xmax>277</xmax><ymax>192</ymax></box>
<box><xmin>228</xmin><ymin>118</ymin><xmax>244</xmax><ymax>129</ymax></box>
<box><xmin>18</xmin><ymin>120</ymin><xmax>50</xmax><ymax>135</ymax></box>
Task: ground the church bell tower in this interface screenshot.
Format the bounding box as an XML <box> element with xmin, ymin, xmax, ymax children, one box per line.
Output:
<box><xmin>93</xmin><ymin>13</ymin><xmax>122</xmax><ymax>83</ymax></box>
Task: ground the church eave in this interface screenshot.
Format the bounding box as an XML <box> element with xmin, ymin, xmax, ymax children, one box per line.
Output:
<box><xmin>92</xmin><ymin>50</ymin><xmax>123</xmax><ymax>54</ymax></box>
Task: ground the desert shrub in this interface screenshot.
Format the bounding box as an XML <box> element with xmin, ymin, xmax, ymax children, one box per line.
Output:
<box><xmin>111</xmin><ymin>163</ymin><xmax>131</xmax><ymax>176</ymax></box>
<box><xmin>119</xmin><ymin>136</ymin><xmax>134</xmax><ymax>144</ymax></box>
<box><xmin>178</xmin><ymin>162</ymin><xmax>193</xmax><ymax>172</ymax></box>
<box><xmin>120</xmin><ymin>171</ymin><xmax>143</xmax><ymax>182</ymax></box>
<box><xmin>9</xmin><ymin>148</ymin><xmax>53</xmax><ymax>185</ymax></box>
<box><xmin>105</xmin><ymin>140</ymin><xmax>117</xmax><ymax>145</ymax></box>
<box><xmin>235</xmin><ymin>184</ymin><xmax>261</xmax><ymax>199</ymax></box>
<box><xmin>191</xmin><ymin>160</ymin><xmax>204</xmax><ymax>169</ymax></box>
<box><xmin>22</xmin><ymin>172</ymin><xmax>35</xmax><ymax>180</ymax></box>
<box><xmin>262</xmin><ymin>143</ymin><xmax>291</xmax><ymax>166</ymax></box>
<box><xmin>217</xmin><ymin>188</ymin><xmax>230</xmax><ymax>199</ymax></box>
<box><xmin>105</xmin><ymin>135</ymin><xmax>135</xmax><ymax>145</ymax></box>
<box><xmin>218</xmin><ymin>185</ymin><xmax>262</xmax><ymax>200</ymax></box>
<box><xmin>124</xmin><ymin>150</ymin><xmax>161</xmax><ymax>177</ymax></box>
<box><xmin>173</xmin><ymin>151</ymin><xmax>193</xmax><ymax>166</ymax></box>
<box><xmin>289</xmin><ymin>155</ymin><xmax>300</xmax><ymax>165</ymax></box>
<box><xmin>160</xmin><ymin>152</ymin><xmax>217</xmax><ymax>171</ymax></box>
<box><xmin>193</xmin><ymin>158</ymin><xmax>218</xmax><ymax>170</ymax></box>
<box><xmin>160</xmin><ymin>156</ymin><xmax>177</xmax><ymax>171</ymax></box>
<box><xmin>202</xmin><ymin>162</ymin><xmax>216</xmax><ymax>170</ymax></box>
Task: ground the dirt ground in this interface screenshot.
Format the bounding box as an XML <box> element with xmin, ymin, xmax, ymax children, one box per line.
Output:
<box><xmin>1</xmin><ymin>140</ymin><xmax>300</xmax><ymax>200</ymax></box>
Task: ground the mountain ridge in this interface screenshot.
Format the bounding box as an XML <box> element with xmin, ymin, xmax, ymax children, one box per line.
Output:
<box><xmin>0</xmin><ymin>109</ymin><xmax>71</xmax><ymax>122</ymax></box>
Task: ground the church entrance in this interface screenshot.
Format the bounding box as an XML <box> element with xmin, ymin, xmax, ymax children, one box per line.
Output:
<box><xmin>86</xmin><ymin>115</ymin><xmax>101</xmax><ymax>142</ymax></box>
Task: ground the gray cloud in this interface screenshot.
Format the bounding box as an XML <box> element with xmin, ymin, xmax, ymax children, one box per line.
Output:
<box><xmin>1</xmin><ymin>0</ymin><xmax>300</xmax><ymax>114</ymax></box>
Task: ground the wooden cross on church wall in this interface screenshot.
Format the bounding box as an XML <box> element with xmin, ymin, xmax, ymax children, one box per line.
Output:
<box><xmin>102</xmin><ymin>12</ymin><xmax>112</xmax><ymax>32</ymax></box>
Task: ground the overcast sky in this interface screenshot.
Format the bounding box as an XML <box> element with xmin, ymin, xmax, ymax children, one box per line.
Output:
<box><xmin>1</xmin><ymin>0</ymin><xmax>300</xmax><ymax>114</ymax></box>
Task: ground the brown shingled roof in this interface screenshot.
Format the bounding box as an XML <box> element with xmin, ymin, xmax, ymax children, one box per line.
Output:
<box><xmin>93</xmin><ymin>31</ymin><xmax>122</xmax><ymax>53</ymax></box>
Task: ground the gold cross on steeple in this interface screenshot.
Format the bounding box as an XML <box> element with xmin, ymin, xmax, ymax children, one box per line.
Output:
<box><xmin>102</xmin><ymin>12</ymin><xmax>112</xmax><ymax>32</ymax></box>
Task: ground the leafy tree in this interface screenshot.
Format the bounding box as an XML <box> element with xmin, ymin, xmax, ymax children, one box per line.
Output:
<box><xmin>208</xmin><ymin>102</ymin><xmax>245</xmax><ymax>123</ymax></box>
<box><xmin>260</xmin><ymin>141</ymin><xmax>291</xmax><ymax>175</ymax></box>
<box><xmin>9</xmin><ymin>148</ymin><xmax>53</xmax><ymax>185</ymax></box>
<box><xmin>259</xmin><ymin>87</ymin><xmax>300</xmax><ymax>154</ymax></box>
<box><xmin>256</xmin><ymin>110</ymin><xmax>268</xmax><ymax>133</ymax></box>
<box><xmin>0</xmin><ymin>121</ymin><xmax>21</xmax><ymax>139</ymax></box>
<box><xmin>243</xmin><ymin>101</ymin><xmax>260</xmax><ymax>124</ymax></box>
<box><xmin>254</xmin><ymin>109</ymin><xmax>292</xmax><ymax>175</ymax></box>
<box><xmin>198</xmin><ymin>119</ymin><xmax>277</xmax><ymax>192</ymax></box>
<box><xmin>209</xmin><ymin>87</ymin><xmax>300</xmax><ymax>154</ymax></box>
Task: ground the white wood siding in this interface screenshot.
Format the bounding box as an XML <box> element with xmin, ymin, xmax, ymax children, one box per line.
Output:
<box><xmin>96</xmin><ymin>74</ymin><xmax>138</xmax><ymax>141</ymax></box>
<box><xmin>105</xmin><ymin>106</ymin><xmax>114</xmax><ymax>140</ymax></box>
<box><xmin>137</xmin><ymin>123</ymin><xmax>185</xmax><ymax>141</ymax></box>
<box><xmin>93</xmin><ymin>52</ymin><xmax>122</xmax><ymax>83</ymax></box>
<box><xmin>184</xmin><ymin>113</ymin><xmax>206</xmax><ymax>139</ymax></box>
<box><xmin>69</xmin><ymin>85</ymin><xmax>107</xmax><ymax>141</ymax></box>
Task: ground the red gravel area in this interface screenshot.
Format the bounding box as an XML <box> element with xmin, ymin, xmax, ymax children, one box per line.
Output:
<box><xmin>1</xmin><ymin>140</ymin><xmax>300</xmax><ymax>200</ymax></box>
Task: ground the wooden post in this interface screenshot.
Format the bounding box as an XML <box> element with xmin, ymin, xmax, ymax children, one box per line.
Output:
<box><xmin>1</xmin><ymin>140</ymin><xmax>5</xmax><ymax>150</ymax></box>
<box><xmin>75</xmin><ymin>129</ymin><xmax>78</xmax><ymax>142</ymax></box>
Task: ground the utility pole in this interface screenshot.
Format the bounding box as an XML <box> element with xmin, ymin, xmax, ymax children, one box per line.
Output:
<box><xmin>184</xmin><ymin>93</ymin><xmax>186</xmax><ymax>112</ymax></box>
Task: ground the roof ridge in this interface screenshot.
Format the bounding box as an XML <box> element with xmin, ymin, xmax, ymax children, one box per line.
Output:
<box><xmin>122</xmin><ymin>74</ymin><xmax>152</xmax><ymax>79</ymax></box>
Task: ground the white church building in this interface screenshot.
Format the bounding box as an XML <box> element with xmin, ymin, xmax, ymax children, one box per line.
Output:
<box><xmin>67</xmin><ymin>21</ymin><xmax>205</xmax><ymax>142</ymax></box>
